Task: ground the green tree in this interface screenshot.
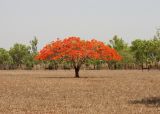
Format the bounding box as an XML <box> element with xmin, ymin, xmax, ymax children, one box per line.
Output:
<box><xmin>9</xmin><ymin>43</ymin><xmax>31</xmax><ymax>68</ymax></box>
<box><xmin>0</xmin><ymin>48</ymin><xmax>12</xmax><ymax>69</ymax></box>
<box><xmin>24</xmin><ymin>37</ymin><xmax>39</xmax><ymax>69</ymax></box>
<box><xmin>109</xmin><ymin>35</ymin><xmax>128</xmax><ymax>51</ymax></box>
<box><xmin>153</xmin><ymin>29</ymin><xmax>160</xmax><ymax>62</ymax></box>
<box><xmin>131</xmin><ymin>39</ymin><xmax>145</xmax><ymax>65</ymax></box>
<box><xmin>109</xmin><ymin>35</ymin><xmax>134</xmax><ymax>69</ymax></box>
<box><xmin>22</xmin><ymin>54</ymin><xmax>35</xmax><ymax>69</ymax></box>
<box><xmin>131</xmin><ymin>39</ymin><xmax>156</xmax><ymax>69</ymax></box>
<box><xmin>86</xmin><ymin>59</ymin><xmax>103</xmax><ymax>70</ymax></box>
<box><xmin>30</xmin><ymin>36</ymin><xmax>38</xmax><ymax>54</ymax></box>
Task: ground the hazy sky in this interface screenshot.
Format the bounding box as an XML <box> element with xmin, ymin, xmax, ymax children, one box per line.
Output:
<box><xmin>0</xmin><ymin>0</ymin><xmax>160</xmax><ymax>49</ymax></box>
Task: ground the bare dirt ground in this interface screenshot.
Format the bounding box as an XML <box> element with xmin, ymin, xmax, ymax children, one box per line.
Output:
<box><xmin>0</xmin><ymin>70</ymin><xmax>160</xmax><ymax>114</ymax></box>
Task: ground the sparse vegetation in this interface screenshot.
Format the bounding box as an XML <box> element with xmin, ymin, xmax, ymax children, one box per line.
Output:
<box><xmin>0</xmin><ymin>70</ymin><xmax>160</xmax><ymax>114</ymax></box>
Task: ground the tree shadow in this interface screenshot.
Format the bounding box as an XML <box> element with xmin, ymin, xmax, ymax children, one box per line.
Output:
<box><xmin>129</xmin><ymin>97</ymin><xmax>160</xmax><ymax>107</ymax></box>
<box><xmin>37</xmin><ymin>76</ymin><xmax>112</xmax><ymax>79</ymax></box>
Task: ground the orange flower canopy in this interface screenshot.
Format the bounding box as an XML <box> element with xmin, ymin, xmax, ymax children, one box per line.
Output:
<box><xmin>36</xmin><ymin>37</ymin><xmax>121</xmax><ymax>61</ymax></box>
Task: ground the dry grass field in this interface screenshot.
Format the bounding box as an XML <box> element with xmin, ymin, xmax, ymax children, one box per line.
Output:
<box><xmin>0</xmin><ymin>70</ymin><xmax>160</xmax><ymax>114</ymax></box>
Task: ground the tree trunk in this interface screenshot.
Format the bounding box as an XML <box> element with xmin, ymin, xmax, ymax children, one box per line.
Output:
<box><xmin>74</xmin><ymin>67</ymin><xmax>80</xmax><ymax>78</ymax></box>
<box><xmin>94</xmin><ymin>65</ymin><xmax>96</xmax><ymax>70</ymax></box>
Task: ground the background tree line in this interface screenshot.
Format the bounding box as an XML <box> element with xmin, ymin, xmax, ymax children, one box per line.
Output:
<box><xmin>1</xmin><ymin>30</ymin><xmax>160</xmax><ymax>70</ymax></box>
<box><xmin>0</xmin><ymin>37</ymin><xmax>38</xmax><ymax>70</ymax></box>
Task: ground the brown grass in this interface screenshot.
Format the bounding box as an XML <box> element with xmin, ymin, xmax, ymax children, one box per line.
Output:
<box><xmin>0</xmin><ymin>70</ymin><xmax>160</xmax><ymax>114</ymax></box>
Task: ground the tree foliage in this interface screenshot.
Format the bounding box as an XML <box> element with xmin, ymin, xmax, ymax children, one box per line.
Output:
<box><xmin>0</xmin><ymin>48</ymin><xmax>12</xmax><ymax>69</ymax></box>
<box><xmin>36</xmin><ymin>37</ymin><xmax>121</xmax><ymax>77</ymax></box>
<box><xmin>109</xmin><ymin>35</ymin><xmax>128</xmax><ymax>51</ymax></box>
<box><xmin>30</xmin><ymin>36</ymin><xmax>38</xmax><ymax>54</ymax></box>
<box><xmin>9</xmin><ymin>43</ymin><xmax>31</xmax><ymax>68</ymax></box>
<box><xmin>109</xmin><ymin>35</ymin><xmax>135</xmax><ymax>69</ymax></box>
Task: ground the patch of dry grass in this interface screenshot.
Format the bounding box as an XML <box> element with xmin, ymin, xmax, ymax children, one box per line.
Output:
<box><xmin>0</xmin><ymin>70</ymin><xmax>160</xmax><ymax>114</ymax></box>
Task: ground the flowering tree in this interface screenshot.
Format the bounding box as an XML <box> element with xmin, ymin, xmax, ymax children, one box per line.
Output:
<box><xmin>36</xmin><ymin>37</ymin><xmax>121</xmax><ymax>78</ymax></box>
